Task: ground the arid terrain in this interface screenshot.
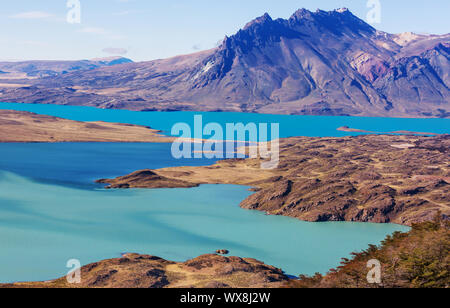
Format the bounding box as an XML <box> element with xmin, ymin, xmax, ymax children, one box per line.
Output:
<box><xmin>0</xmin><ymin>110</ymin><xmax>174</xmax><ymax>143</ymax></box>
<box><xmin>1</xmin><ymin>253</ymin><xmax>289</xmax><ymax>288</ymax></box>
<box><xmin>99</xmin><ymin>134</ymin><xmax>450</xmax><ymax>226</ymax></box>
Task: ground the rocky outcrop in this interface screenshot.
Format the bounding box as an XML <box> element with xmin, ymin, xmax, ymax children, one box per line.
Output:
<box><xmin>96</xmin><ymin>169</ymin><xmax>197</xmax><ymax>189</ymax></box>
<box><xmin>1</xmin><ymin>253</ymin><xmax>289</xmax><ymax>288</ymax></box>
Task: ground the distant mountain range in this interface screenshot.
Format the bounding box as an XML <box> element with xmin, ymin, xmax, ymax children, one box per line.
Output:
<box><xmin>0</xmin><ymin>57</ymin><xmax>133</xmax><ymax>78</ymax></box>
<box><xmin>0</xmin><ymin>8</ymin><xmax>448</xmax><ymax>118</ymax></box>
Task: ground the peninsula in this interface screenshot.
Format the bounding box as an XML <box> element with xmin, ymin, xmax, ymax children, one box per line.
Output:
<box><xmin>0</xmin><ymin>110</ymin><xmax>174</xmax><ymax>143</ymax></box>
<box><xmin>98</xmin><ymin>134</ymin><xmax>449</xmax><ymax>226</ymax></box>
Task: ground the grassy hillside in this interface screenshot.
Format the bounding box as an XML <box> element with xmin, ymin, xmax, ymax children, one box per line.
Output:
<box><xmin>287</xmin><ymin>214</ymin><xmax>449</xmax><ymax>288</ymax></box>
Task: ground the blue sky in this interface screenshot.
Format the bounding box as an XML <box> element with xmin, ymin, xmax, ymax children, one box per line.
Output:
<box><xmin>1</xmin><ymin>0</ymin><xmax>449</xmax><ymax>62</ymax></box>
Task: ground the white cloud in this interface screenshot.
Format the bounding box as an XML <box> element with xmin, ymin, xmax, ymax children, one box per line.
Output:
<box><xmin>10</xmin><ymin>11</ymin><xmax>54</xmax><ymax>19</ymax></box>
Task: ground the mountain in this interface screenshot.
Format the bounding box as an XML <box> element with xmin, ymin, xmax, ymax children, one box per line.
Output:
<box><xmin>0</xmin><ymin>57</ymin><xmax>133</xmax><ymax>79</ymax></box>
<box><xmin>0</xmin><ymin>8</ymin><xmax>448</xmax><ymax>118</ymax></box>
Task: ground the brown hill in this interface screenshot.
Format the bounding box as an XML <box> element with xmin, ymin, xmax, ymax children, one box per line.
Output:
<box><xmin>2</xmin><ymin>254</ymin><xmax>289</xmax><ymax>288</ymax></box>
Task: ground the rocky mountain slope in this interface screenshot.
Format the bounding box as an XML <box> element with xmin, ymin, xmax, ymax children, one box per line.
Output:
<box><xmin>0</xmin><ymin>8</ymin><xmax>448</xmax><ymax>117</ymax></box>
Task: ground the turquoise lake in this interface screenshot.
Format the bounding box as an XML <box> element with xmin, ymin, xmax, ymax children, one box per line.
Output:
<box><xmin>1</xmin><ymin>102</ymin><xmax>449</xmax><ymax>138</ymax></box>
<box><xmin>0</xmin><ymin>143</ymin><xmax>409</xmax><ymax>283</ymax></box>
<box><xmin>1</xmin><ymin>102</ymin><xmax>446</xmax><ymax>283</ymax></box>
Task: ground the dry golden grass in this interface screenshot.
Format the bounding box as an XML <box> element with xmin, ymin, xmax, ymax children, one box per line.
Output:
<box><xmin>2</xmin><ymin>254</ymin><xmax>289</xmax><ymax>288</ymax></box>
<box><xmin>0</xmin><ymin>110</ymin><xmax>175</xmax><ymax>143</ymax></box>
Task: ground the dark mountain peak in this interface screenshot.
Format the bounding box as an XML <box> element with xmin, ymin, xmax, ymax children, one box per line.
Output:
<box><xmin>234</xmin><ymin>8</ymin><xmax>374</xmax><ymax>42</ymax></box>
<box><xmin>196</xmin><ymin>8</ymin><xmax>380</xmax><ymax>87</ymax></box>
<box><xmin>289</xmin><ymin>7</ymin><xmax>352</xmax><ymax>21</ymax></box>
<box><xmin>289</xmin><ymin>8</ymin><xmax>314</xmax><ymax>21</ymax></box>
<box><xmin>243</xmin><ymin>12</ymin><xmax>273</xmax><ymax>30</ymax></box>
<box><xmin>288</xmin><ymin>7</ymin><xmax>375</xmax><ymax>36</ymax></box>
<box><xmin>325</xmin><ymin>9</ymin><xmax>375</xmax><ymax>34</ymax></box>
<box><xmin>224</xmin><ymin>13</ymin><xmax>298</xmax><ymax>52</ymax></box>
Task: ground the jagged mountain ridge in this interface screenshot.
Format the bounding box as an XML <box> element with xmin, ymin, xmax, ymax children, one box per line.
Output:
<box><xmin>0</xmin><ymin>8</ymin><xmax>448</xmax><ymax>117</ymax></box>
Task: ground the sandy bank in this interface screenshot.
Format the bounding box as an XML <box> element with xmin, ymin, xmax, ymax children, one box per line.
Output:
<box><xmin>0</xmin><ymin>110</ymin><xmax>175</xmax><ymax>143</ymax></box>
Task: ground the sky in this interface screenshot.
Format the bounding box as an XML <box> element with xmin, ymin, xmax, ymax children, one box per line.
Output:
<box><xmin>1</xmin><ymin>0</ymin><xmax>449</xmax><ymax>62</ymax></box>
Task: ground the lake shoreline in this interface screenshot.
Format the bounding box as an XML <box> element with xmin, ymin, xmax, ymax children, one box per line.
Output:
<box><xmin>0</xmin><ymin>171</ymin><xmax>407</xmax><ymax>283</ymax></box>
<box><xmin>0</xmin><ymin>108</ymin><xmax>448</xmax><ymax>227</ymax></box>
<box><xmin>98</xmin><ymin>134</ymin><xmax>450</xmax><ymax>227</ymax></box>
<box><xmin>1</xmin><ymin>108</ymin><xmax>448</xmax><ymax>227</ymax></box>
<box><xmin>0</xmin><ymin>104</ymin><xmax>448</xmax><ymax>287</ymax></box>
<box><xmin>3</xmin><ymin>217</ymin><xmax>447</xmax><ymax>289</ymax></box>
<box><xmin>0</xmin><ymin>110</ymin><xmax>175</xmax><ymax>143</ymax></box>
